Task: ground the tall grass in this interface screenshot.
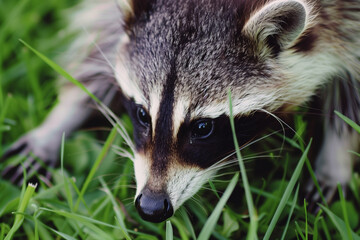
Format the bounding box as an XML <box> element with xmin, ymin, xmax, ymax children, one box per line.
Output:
<box><xmin>1</xmin><ymin>0</ymin><xmax>360</xmax><ymax>239</ymax></box>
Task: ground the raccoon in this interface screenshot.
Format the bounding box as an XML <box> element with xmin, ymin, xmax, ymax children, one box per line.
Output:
<box><xmin>2</xmin><ymin>0</ymin><xmax>360</xmax><ymax>223</ymax></box>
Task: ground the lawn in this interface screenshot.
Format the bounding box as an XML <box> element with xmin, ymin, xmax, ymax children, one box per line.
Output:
<box><xmin>1</xmin><ymin>0</ymin><xmax>360</xmax><ymax>239</ymax></box>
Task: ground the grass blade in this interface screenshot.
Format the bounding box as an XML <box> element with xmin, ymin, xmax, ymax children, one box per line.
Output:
<box><xmin>46</xmin><ymin>226</ymin><xmax>77</xmax><ymax>240</ymax></box>
<box><xmin>228</xmin><ymin>90</ymin><xmax>258</xmax><ymax>240</ymax></box>
<box><xmin>180</xmin><ymin>208</ymin><xmax>197</xmax><ymax>240</ymax></box>
<box><xmin>295</xmin><ymin>221</ymin><xmax>306</xmax><ymax>240</ymax></box>
<box><xmin>209</xmin><ymin>179</ymin><xmax>220</xmax><ymax>199</ymax></box>
<box><xmin>320</xmin><ymin>218</ymin><xmax>331</xmax><ymax>240</ymax></box>
<box><xmin>338</xmin><ymin>184</ymin><xmax>353</xmax><ymax>240</ymax></box>
<box><xmin>166</xmin><ymin>220</ymin><xmax>173</xmax><ymax>240</ymax></box>
<box><xmin>320</xmin><ymin>204</ymin><xmax>360</xmax><ymax>240</ymax></box>
<box><xmin>280</xmin><ymin>184</ymin><xmax>299</xmax><ymax>240</ymax></box>
<box><xmin>74</xmin><ymin>126</ymin><xmax>117</xmax><ymax>211</ymax></box>
<box><xmin>99</xmin><ymin>177</ymin><xmax>130</xmax><ymax>240</ymax></box>
<box><xmin>304</xmin><ymin>199</ymin><xmax>308</xmax><ymax>240</ymax></box>
<box><xmin>305</xmin><ymin>157</ymin><xmax>327</xmax><ymax>207</ymax></box>
<box><xmin>198</xmin><ymin>173</ymin><xmax>239</xmax><ymax>240</ymax></box>
<box><xmin>169</xmin><ymin>218</ymin><xmax>189</xmax><ymax>240</ymax></box>
<box><xmin>39</xmin><ymin>207</ymin><xmax>119</xmax><ymax>229</ymax></box>
<box><xmin>5</xmin><ymin>183</ymin><xmax>37</xmax><ymax>240</ymax></box>
<box><xmin>335</xmin><ymin>111</ymin><xmax>360</xmax><ymax>134</ymax></box>
<box><xmin>60</xmin><ymin>132</ymin><xmax>73</xmax><ymax>211</ymax></box>
<box><xmin>312</xmin><ymin>209</ymin><xmax>323</xmax><ymax>240</ymax></box>
<box><xmin>19</xmin><ymin>39</ymin><xmax>101</xmax><ymax>105</ymax></box>
<box><xmin>263</xmin><ymin>140</ymin><xmax>312</xmax><ymax>240</ymax></box>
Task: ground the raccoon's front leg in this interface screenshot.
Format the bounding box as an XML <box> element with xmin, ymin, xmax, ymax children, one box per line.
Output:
<box><xmin>1</xmin><ymin>80</ymin><xmax>118</xmax><ymax>184</ymax></box>
<box><xmin>307</xmin><ymin>127</ymin><xmax>358</xmax><ymax>207</ymax></box>
<box><xmin>307</xmin><ymin>75</ymin><xmax>360</xmax><ymax>208</ymax></box>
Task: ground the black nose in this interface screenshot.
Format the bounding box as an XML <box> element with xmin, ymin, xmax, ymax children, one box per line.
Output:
<box><xmin>135</xmin><ymin>189</ymin><xmax>174</xmax><ymax>223</ymax></box>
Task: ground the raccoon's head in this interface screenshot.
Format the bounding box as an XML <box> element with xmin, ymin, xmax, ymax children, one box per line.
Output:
<box><xmin>115</xmin><ymin>0</ymin><xmax>316</xmax><ymax>222</ymax></box>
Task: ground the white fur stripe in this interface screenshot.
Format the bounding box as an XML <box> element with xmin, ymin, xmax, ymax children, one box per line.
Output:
<box><xmin>115</xmin><ymin>35</ymin><xmax>147</xmax><ymax>106</ymax></box>
<box><xmin>172</xmin><ymin>98</ymin><xmax>190</xmax><ymax>138</ymax></box>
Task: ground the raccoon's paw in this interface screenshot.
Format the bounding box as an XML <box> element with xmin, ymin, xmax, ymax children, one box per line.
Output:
<box><xmin>305</xmin><ymin>178</ymin><xmax>347</xmax><ymax>213</ymax></box>
<box><xmin>1</xmin><ymin>130</ymin><xmax>60</xmax><ymax>185</ymax></box>
<box><xmin>305</xmin><ymin>127</ymin><xmax>355</xmax><ymax>212</ymax></box>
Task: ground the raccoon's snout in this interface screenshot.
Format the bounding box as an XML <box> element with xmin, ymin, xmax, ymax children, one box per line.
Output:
<box><xmin>135</xmin><ymin>188</ymin><xmax>174</xmax><ymax>223</ymax></box>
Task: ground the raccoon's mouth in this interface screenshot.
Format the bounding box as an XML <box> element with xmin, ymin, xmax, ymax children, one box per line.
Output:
<box><xmin>135</xmin><ymin>189</ymin><xmax>174</xmax><ymax>223</ymax></box>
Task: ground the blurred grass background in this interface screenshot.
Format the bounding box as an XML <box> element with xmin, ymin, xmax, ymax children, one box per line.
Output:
<box><xmin>1</xmin><ymin>0</ymin><xmax>360</xmax><ymax>239</ymax></box>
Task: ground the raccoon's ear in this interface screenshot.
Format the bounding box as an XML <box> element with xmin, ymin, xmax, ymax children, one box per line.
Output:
<box><xmin>242</xmin><ymin>0</ymin><xmax>309</xmax><ymax>53</ymax></box>
<box><xmin>117</xmin><ymin>0</ymin><xmax>155</xmax><ymax>28</ymax></box>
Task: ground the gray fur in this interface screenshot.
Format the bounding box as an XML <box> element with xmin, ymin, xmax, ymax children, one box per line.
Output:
<box><xmin>125</xmin><ymin>0</ymin><xmax>273</xmax><ymax>111</ymax></box>
<box><xmin>3</xmin><ymin>0</ymin><xmax>360</xmax><ymax>221</ymax></box>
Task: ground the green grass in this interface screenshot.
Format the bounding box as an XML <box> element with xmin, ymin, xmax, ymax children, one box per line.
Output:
<box><xmin>1</xmin><ymin>0</ymin><xmax>360</xmax><ymax>239</ymax></box>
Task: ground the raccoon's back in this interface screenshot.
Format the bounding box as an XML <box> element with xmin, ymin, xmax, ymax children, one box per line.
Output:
<box><xmin>313</xmin><ymin>0</ymin><xmax>360</xmax><ymax>74</ymax></box>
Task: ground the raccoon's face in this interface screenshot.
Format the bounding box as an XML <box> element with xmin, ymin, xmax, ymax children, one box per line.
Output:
<box><xmin>115</xmin><ymin>0</ymin><xmax>314</xmax><ymax>222</ymax></box>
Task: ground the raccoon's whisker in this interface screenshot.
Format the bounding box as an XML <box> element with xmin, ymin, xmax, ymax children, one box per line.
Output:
<box><xmin>79</xmin><ymin>28</ymin><xmax>135</xmax><ymax>152</ymax></box>
<box><xmin>99</xmin><ymin>171</ymin><xmax>134</xmax><ymax>178</ymax></box>
<box><xmin>239</xmin><ymin>130</ymin><xmax>282</xmax><ymax>151</ymax></box>
<box><xmin>123</xmin><ymin>197</ymin><xmax>135</xmax><ymax>203</ymax></box>
<box><xmin>83</xmin><ymin>26</ymin><xmax>149</xmax><ymax>109</ymax></box>
<box><xmin>205</xmin><ymin>155</ymin><xmax>280</xmax><ymax>174</ymax></box>
<box><xmin>112</xmin><ymin>144</ymin><xmax>132</xmax><ymax>152</ymax></box>
<box><xmin>105</xmin><ymin>182</ymin><xmax>136</xmax><ymax>190</ymax></box>
<box><xmin>259</xmin><ymin>109</ymin><xmax>287</xmax><ymax>148</ymax></box>
<box><xmin>82</xmin><ymin>26</ymin><xmax>117</xmax><ymax>73</ymax></box>
<box><xmin>269</xmin><ymin>100</ymin><xmax>321</xmax><ymax>113</ymax></box>
<box><xmin>96</xmin><ymin>102</ymin><xmax>135</xmax><ymax>151</ymax></box>
<box><xmin>111</xmin><ymin>145</ymin><xmax>132</xmax><ymax>155</ymax></box>
<box><xmin>97</xmin><ymin>107</ymin><xmax>125</xmax><ymax>142</ymax></box>
<box><xmin>198</xmin><ymin>186</ymin><xmax>217</xmax><ymax>192</ymax></box>
<box><xmin>112</xmin><ymin>156</ymin><xmax>133</xmax><ymax>166</ymax></box>
<box><xmin>102</xmin><ymin>104</ymin><xmax>134</xmax><ymax>148</ymax></box>
<box><xmin>95</xmin><ymin>173</ymin><xmax>126</xmax><ymax>179</ymax></box>
<box><xmin>114</xmin><ymin>151</ymin><xmax>134</xmax><ymax>161</ymax></box>
<box><xmin>245</xmin><ymin>147</ymin><xmax>288</xmax><ymax>157</ymax></box>
<box><xmin>112</xmin><ymin>185</ymin><xmax>137</xmax><ymax>190</ymax></box>
<box><xmin>112</xmin><ymin>145</ymin><xmax>135</xmax><ymax>161</ymax></box>
<box><xmin>258</xmin><ymin>109</ymin><xmax>299</xmax><ymax>155</ymax></box>
<box><xmin>222</xmin><ymin>154</ymin><xmax>279</xmax><ymax>168</ymax></box>
<box><xmin>123</xmin><ymin>198</ymin><xmax>137</xmax><ymax>206</ymax></box>
<box><xmin>212</xmin><ymin>172</ymin><xmax>240</xmax><ymax>180</ymax></box>
<box><xmin>207</xmin><ymin>156</ymin><xmax>241</xmax><ymax>172</ymax></box>
<box><xmin>189</xmin><ymin>194</ymin><xmax>207</xmax><ymax>213</ymax></box>
<box><xmin>176</xmin><ymin>206</ymin><xmax>192</xmax><ymax>222</ymax></box>
<box><xmin>85</xmin><ymin>57</ymin><xmax>114</xmax><ymax>66</ymax></box>
<box><xmin>204</xmin><ymin>130</ymin><xmax>281</xmax><ymax>174</ymax></box>
<box><xmin>100</xmin><ymin>180</ymin><xmax>136</xmax><ymax>190</ymax></box>
<box><xmin>200</xmin><ymin>152</ymin><xmax>237</xmax><ymax>174</ymax></box>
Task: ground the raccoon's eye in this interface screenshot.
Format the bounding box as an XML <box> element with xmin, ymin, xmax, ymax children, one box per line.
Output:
<box><xmin>191</xmin><ymin>119</ymin><xmax>214</xmax><ymax>139</ymax></box>
<box><xmin>137</xmin><ymin>106</ymin><xmax>151</xmax><ymax>127</ymax></box>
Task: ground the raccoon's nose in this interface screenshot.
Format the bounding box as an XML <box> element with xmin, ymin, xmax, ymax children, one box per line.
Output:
<box><xmin>135</xmin><ymin>189</ymin><xmax>174</xmax><ymax>223</ymax></box>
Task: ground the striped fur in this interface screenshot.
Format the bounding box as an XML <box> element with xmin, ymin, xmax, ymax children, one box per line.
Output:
<box><xmin>4</xmin><ymin>0</ymin><xmax>360</xmax><ymax>222</ymax></box>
